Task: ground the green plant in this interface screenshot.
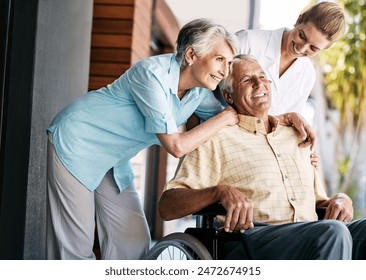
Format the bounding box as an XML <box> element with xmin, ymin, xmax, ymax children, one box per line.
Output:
<box><xmin>319</xmin><ymin>0</ymin><xmax>366</xmax><ymax>195</ymax></box>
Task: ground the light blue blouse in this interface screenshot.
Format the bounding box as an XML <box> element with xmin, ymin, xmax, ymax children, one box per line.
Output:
<box><xmin>48</xmin><ymin>54</ymin><xmax>223</xmax><ymax>192</ymax></box>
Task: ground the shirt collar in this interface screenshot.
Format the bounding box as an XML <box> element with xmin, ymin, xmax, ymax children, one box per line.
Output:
<box><xmin>237</xmin><ymin>114</ymin><xmax>280</xmax><ymax>135</ymax></box>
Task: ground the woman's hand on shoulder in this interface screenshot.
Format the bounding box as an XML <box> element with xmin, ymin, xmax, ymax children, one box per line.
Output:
<box><xmin>281</xmin><ymin>112</ymin><xmax>316</xmax><ymax>149</ymax></box>
<box><xmin>157</xmin><ymin>106</ymin><xmax>238</xmax><ymax>158</ymax></box>
<box><xmin>218</xmin><ymin>106</ymin><xmax>239</xmax><ymax>126</ymax></box>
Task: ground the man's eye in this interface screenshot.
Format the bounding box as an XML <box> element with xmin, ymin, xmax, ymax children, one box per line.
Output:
<box><xmin>217</xmin><ymin>57</ymin><xmax>223</xmax><ymax>61</ymax></box>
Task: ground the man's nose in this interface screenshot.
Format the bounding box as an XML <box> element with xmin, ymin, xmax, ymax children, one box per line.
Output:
<box><xmin>251</xmin><ymin>76</ymin><xmax>261</xmax><ymax>87</ymax></box>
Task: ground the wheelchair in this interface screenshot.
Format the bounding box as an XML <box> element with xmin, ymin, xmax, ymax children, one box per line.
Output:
<box><xmin>144</xmin><ymin>203</ymin><xmax>227</xmax><ymax>260</ymax></box>
<box><xmin>143</xmin><ymin>203</ymin><xmax>327</xmax><ymax>260</ymax></box>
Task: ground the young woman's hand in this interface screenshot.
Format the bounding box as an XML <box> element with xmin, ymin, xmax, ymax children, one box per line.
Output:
<box><xmin>281</xmin><ymin>112</ymin><xmax>316</xmax><ymax>150</ymax></box>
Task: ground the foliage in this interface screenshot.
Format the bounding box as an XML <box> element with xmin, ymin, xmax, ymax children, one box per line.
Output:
<box><xmin>319</xmin><ymin>0</ymin><xmax>366</xmax><ymax>196</ymax></box>
<box><xmin>320</xmin><ymin>0</ymin><xmax>366</xmax><ymax>126</ymax></box>
<box><xmin>337</xmin><ymin>156</ymin><xmax>350</xmax><ymax>186</ymax></box>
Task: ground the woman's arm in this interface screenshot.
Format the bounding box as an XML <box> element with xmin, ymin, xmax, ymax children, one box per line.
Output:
<box><xmin>157</xmin><ymin>106</ymin><xmax>238</xmax><ymax>158</ymax></box>
<box><xmin>185</xmin><ymin>114</ymin><xmax>200</xmax><ymax>131</ymax></box>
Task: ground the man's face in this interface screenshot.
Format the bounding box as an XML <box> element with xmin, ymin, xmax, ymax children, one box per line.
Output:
<box><xmin>227</xmin><ymin>60</ymin><xmax>272</xmax><ymax>117</ymax></box>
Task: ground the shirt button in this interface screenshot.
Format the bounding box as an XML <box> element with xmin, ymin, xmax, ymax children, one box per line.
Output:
<box><xmin>284</xmin><ymin>175</ymin><xmax>288</xmax><ymax>179</ymax></box>
<box><xmin>256</xmin><ymin>119</ymin><xmax>261</xmax><ymax>124</ymax></box>
<box><xmin>277</xmin><ymin>153</ymin><xmax>281</xmax><ymax>157</ymax></box>
<box><xmin>290</xmin><ymin>198</ymin><xmax>296</xmax><ymax>201</ymax></box>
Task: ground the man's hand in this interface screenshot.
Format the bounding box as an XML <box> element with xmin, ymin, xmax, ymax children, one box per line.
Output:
<box><xmin>216</xmin><ymin>185</ymin><xmax>254</xmax><ymax>233</ymax></box>
<box><xmin>322</xmin><ymin>193</ymin><xmax>354</xmax><ymax>222</ymax></box>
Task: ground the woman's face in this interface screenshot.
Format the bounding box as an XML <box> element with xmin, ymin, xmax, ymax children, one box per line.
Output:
<box><xmin>190</xmin><ymin>38</ymin><xmax>235</xmax><ymax>90</ymax></box>
<box><xmin>285</xmin><ymin>21</ymin><xmax>331</xmax><ymax>59</ymax></box>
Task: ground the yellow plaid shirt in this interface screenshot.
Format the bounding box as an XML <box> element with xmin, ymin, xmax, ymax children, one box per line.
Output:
<box><xmin>165</xmin><ymin>114</ymin><xmax>329</xmax><ymax>224</ymax></box>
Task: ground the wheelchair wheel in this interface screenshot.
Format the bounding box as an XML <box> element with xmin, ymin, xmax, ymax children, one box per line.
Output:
<box><xmin>144</xmin><ymin>232</ymin><xmax>212</xmax><ymax>260</ymax></box>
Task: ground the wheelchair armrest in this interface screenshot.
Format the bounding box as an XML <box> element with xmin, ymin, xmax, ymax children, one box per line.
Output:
<box><xmin>193</xmin><ymin>204</ymin><xmax>327</xmax><ymax>221</ymax></box>
<box><xmin>193</xmin><ymin>203</ymin><xmax>226</xmax><ymax>216</ymax></box>
<box><xmin>192</xmin><ymin>203</ymin><xmax>226</xmax><ymax>229</ymax></box>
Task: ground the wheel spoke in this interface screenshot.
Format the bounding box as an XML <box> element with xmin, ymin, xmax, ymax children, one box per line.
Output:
<box><xmin>143</xmin><ymin>233</ymin><xmax>212</xmax><ymax>260</ymax></box>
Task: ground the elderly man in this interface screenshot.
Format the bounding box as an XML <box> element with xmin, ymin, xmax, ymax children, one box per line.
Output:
<box><xmin>158</xmin><ymin>54</ymin><xmax>366</xmax><ymax>260</ymax></box>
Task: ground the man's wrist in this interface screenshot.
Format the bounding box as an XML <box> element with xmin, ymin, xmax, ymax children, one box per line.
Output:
<box><xmin>336</xmin><ymin>193</ymin><xmax>353</xmax><ymax>205</ymax></box>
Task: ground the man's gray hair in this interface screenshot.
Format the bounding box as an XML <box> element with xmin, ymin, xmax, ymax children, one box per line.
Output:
<box><xmin>219</xmin><ymin>54</ymin><xmax>259</xmax><ymax>94</ymax></box>
<box><xmin>175</xmin><ymin>18</ymin><xmax>239</xmax><ymax>67</ymax></box>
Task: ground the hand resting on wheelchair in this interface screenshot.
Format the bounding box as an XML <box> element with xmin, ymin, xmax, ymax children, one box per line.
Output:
<box><xmin>159</xmin><ymin>185</ymin><xmax>328</xmax><ymax>236</ymax></box>
<box><xmin>194</xmin><ymin>202</ymin><xmax>327</xmax><ymax>226</ymax></box>
<box><xmin>159</xmin><ymin>185</ymin><xmax>256</xmax><ymax>234</ymax></box>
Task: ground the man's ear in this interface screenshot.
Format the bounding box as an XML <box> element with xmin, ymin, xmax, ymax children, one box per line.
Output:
<box><xmin>222</xmin><ymin>90</ymin><xmax>234</xmax><ymax>104</ymax></box>
<box><xmin>184</xmin><ymin>46</ymin><xmax>195</xmax><ymax>65</ymax></box>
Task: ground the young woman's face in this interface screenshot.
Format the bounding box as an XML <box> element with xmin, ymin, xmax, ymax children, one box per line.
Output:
<box><xmin>190</xmin><ymin>38</ymin><xmax>235</xmax><ymax>90</ymax></box>
<box><xmin>286</xmin><ymin>21</ymin><xmax>331</xmax><ymax>59</ymax></box>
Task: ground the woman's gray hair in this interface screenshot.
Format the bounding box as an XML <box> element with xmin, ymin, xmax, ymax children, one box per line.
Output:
<box><xmin>175</xmin><ymin>18</ymin><xmax>240</xmax><ymax>67</ymax></box>
<box><xmin>219</xmin><ymin>54</ymin><xmax>259</xmax><ymax>94</ymax></box>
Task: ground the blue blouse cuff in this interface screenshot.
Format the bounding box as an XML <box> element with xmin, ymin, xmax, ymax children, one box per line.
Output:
<box><xmin>145</xmin><ymin>115</ymin><xmax>178</xmax><ymax>134</ymax></box>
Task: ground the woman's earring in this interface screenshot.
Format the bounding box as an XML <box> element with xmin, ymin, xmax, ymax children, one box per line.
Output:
<box><xmin>189</xmin><ymin>62</ymin><xmax>192</xmax><ymax>66</ymax></box>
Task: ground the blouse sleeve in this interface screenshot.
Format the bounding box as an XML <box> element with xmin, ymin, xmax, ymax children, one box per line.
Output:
<box><xmin>123</xmin><ymin>60</ymin><xmax>179</xmax><ymax>134</ymax></box>
<box><xmin>194</xmin><ymin>90</ymin><xmax>224</xmax><ymax>121</ymax></box>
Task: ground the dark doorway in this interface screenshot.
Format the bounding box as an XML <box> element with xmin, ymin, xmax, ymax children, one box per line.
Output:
<box><xmin>0</xmin><ymin>0</ymin><xmax>39</xmax><ymax>260</ymax></box>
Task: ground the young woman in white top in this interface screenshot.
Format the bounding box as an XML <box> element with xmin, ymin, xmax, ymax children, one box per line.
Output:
<box><xmin>236</xmin><ymin>2</ymin><xmax>346</xmax><ymax>117</ymax></box>
<box><xmin>236</xmin><ymin>2</ymin><xmax>346</xmax><ymax>166</ymax></box>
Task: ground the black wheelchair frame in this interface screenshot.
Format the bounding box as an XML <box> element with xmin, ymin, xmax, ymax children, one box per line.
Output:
<box><xmin>143</xmin><ymin>203</ymin><xmax>327</xmax><ymax>260</ymax></box>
